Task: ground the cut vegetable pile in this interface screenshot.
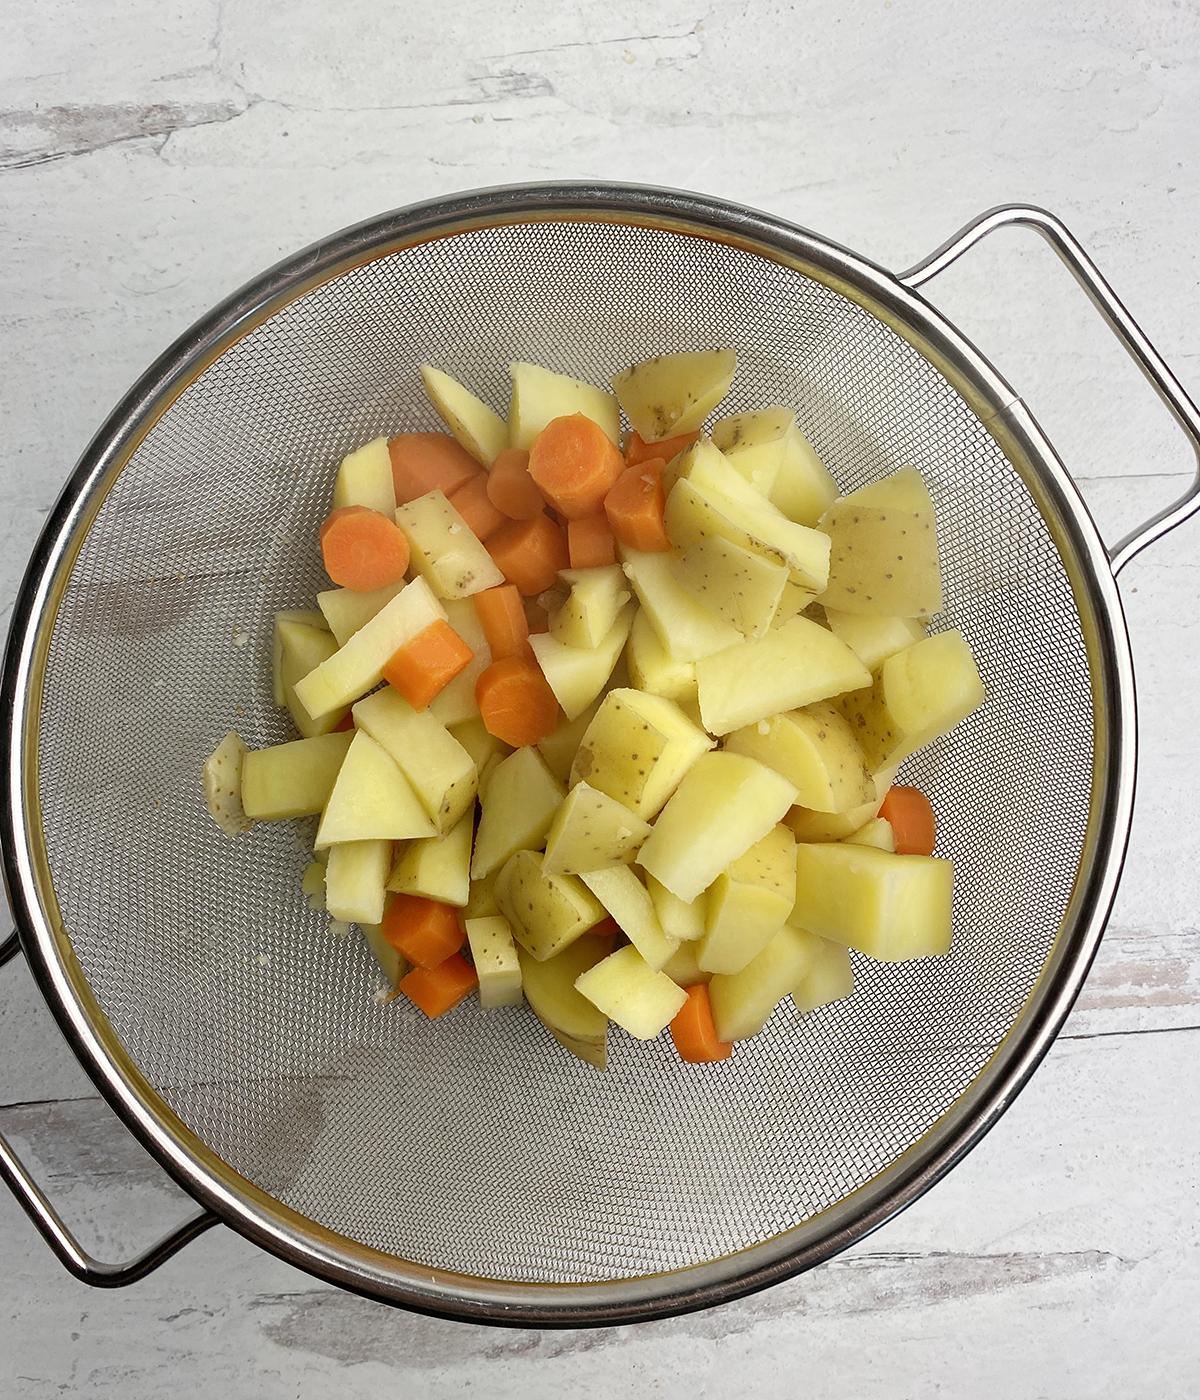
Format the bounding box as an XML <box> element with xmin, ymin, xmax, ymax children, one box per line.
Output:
<box><xmin>204</xmin><ymin>350</ymin><xmax>985</xmax><ymax>1070</ymax></box>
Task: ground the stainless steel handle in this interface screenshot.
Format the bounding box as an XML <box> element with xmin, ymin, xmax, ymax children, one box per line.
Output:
<box><xmin>898</xmin><ymin>203</ymin><xmax>1200</xmax><ymax>575</ymax></box>
<box><xmin>0</xmin><ymin>944</ymin><xmax>219</xmax><ymax>1285</ymax></box>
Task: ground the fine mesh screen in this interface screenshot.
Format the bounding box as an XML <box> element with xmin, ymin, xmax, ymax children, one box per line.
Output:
<box><xmin>36</xmin><ymin>219</ymin><xmax>1094</xmax><ymax>1284</ymax></box>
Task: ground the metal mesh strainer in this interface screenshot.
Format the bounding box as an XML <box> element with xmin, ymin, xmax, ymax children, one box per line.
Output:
<box><xmin>3</xmin><ymin>185</ymin><xmax>1198</xmax><ymax>1325</ymax></box>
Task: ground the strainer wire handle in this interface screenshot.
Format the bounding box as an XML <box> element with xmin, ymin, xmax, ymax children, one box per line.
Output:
<box><xmin>898</xmin><ymin>203</ymin><xmax>1200</xmax><ymax>575</ymax></box>
<box><xmin>0</xmin><ymin>940</ymin><xmax>220</xmax><ymax>1285</ymax></box>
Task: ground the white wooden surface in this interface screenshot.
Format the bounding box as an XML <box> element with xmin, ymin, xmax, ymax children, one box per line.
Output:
<box><xmin>2</xmin><ymin>2</ymin><xmax>1198</xmax><ymax>1394</ymax></box>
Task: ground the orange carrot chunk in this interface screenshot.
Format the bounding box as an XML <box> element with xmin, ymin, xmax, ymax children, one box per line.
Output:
<box><xmin>879</xmin><ymin>784</ymin><xmax>937</xmax><ymax>856</ymax></box>
<box><xmin>389</xmin><ymin>432</ymin><xmax>480</xmax><ymax>505</ymax></box>
<box><xmin>382</xmin><ymin>893</ymin><xmax>466</xmax><ymax>967</ymax></box>
<box><xmin>448</xmin><ymin>471</ymin><xmax>508</xmax><ymax>542</ymax></box>
<box><xmin>473</xmin><ymin>583</ymin><xmax>532</xmax><ymax>661</ymax></box>
<box><xmin>486</xmin><ymin>447</ymin><xmax>546</xmax><ymax>521</ymax></box>
<box><xmin>670</xmin><ymin>984</ymin><xmax>734</xmax><ymax>1064</ymax></box>
<box><xmin>527</xmin><ymin>414</ymin><xmax>626</xmax><ymax>520</ymax></box>
<box><xmin>319</xmin><ymin>505</ymin><xmax>410</xmax><ymax>592</ymax></box>
<box><xmin>625</xmin><ymin>428</ymin><xmax>700</xmax><ymax>467</ymax></box>
<box><xmin>381</xmin><ymin>618</ymin><xmax>474</xmax><ymax>711</ymax></box>
<box><xmin>568</xmin><ymin>513</ymin><xmax>617</xmax><ymax>569</ymax></box>
<box><xmin>486</xmin><ymin>514</ymin><xmax>570</xmax><ymax>596</ymax></box>
<box><xmin>399</xmin><ymin>953</ymin><xmax>478</xmax><ymax>1018</ymax></box>
<box><xmin>604</xmin><ymin>458</ymin><xmax>672</xmax><ymax>553</ymax></box>
<box><xmin>475</xmin><ymin>654</ymin><xmax>559</xmax><ymax>747</ymax></box>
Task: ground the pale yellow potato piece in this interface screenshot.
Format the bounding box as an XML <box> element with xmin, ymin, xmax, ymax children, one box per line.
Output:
<box><xmin>625</xmin><ymin>608</ymin><xmax>697</xmax><ymax>703</ymax></box>
<box><xmin>517</xmin><ymin>935</ymin><xmax>611</xmax><ymax>1069</ymax></box>
<box><xmin>361</xmin><ymin>919</ymin><xmax>407</xmax><ymax>990</ymax></box>
<box><xmin>314</xmin><ymin>731</ymin><xmax>436</xmax><ymax>848</ymax></box>
<box><xmin>495</xmin><ymin>849</ymin><xmax>607</xmax><ymax>961</ymax></box>
<box><xmin>471</xmin><ymin>745</ymin><xmax>565</xmax><ymax>879</ymax></box>
<box><xmin>698</xmin><ymin>824</ymin><xmax>797</xmax><ymax>975</ymax></box>
<box><xmin>638</xmin><ymin>751</ymin><xmax>799</xmax><ymax>903</ymax></box>
<box><xmin>611</xmin><ymin>349</ymin><xmax>737</xmax><ymax>442</ymax></box>
<box><xmin>465</xmin><ymin>916</ymin><xmax>523</xmax><ymax>1008</ymax></box>
<box><xmin>569</xmin><ymin>688</ymin><xmax>714</xmax><ymax>821</ymax></box>
<box><xmin>792</xmin><ymin>842</ymin><xmax>954</xmax><ymax>961</ymax></box>
<box><xmin>724</xmin><ymin>701</ymin><xmax>873</xmax><ymax>814</ymax></box>
<box><xmin>823</xmin><ymin>608</ymin><xmax>927</xmax><ymax>674</ymax></box>
<box><xmin>353</xmin><ymin>686</ymin><xmax>477</xmax><ymax>836</ymax></box>
<box><xmin>420</xmin><ymin>364</ymin><xmax>509</xmax><ymax>466</ymax></box>
<box><xmin>202</xmin><ymin>731</ymin><xmax>251</xmax><ymax>836</ymax></box>
<box><xmin>325</xmin><ymin>839</ymin><xmax>392</xmax><ymax>925</ymax></box>
<box><xmin>574</xmin><ymin>945</ymin><xmax>688</xmax><ymax>1040</ymax></box>
<box><xmin>837</xmin><ymin>629</ymin><xmax>985</xmax><ymax>770</ymax></box>
<box><xmin>843</xmin><ymin>816</ymin><xmax>896</xmax><ymax>852</ymax></box>
<box><xmin>428</xmin><ymin>597</ymin><xmax>492</xmax><ymax>727</ymax></box>
<box><xmin>665</xmin><ymin>478</ymin><xmax>830</xmax><ymax>593</ymax></box>
<box><xmin>529</xmin><ymin>603</ymin><xmax>635</xmax><ymax>721</ymax></box>
<box><xmin>273</xmin><ymin>609</ymin><xmax>327</xmax><ymax>706</ymax></box>
<box><xmin>542</xmin><ymin>782</ymin><xmax>652</xmax><ymax>877</ymax></box>
<box><xmin>395</xmin><ymin>489</ymin><xmax>505</xmax><ymax>599</ymax></box>
<box><xmin>646</xmin><ymin>874</ymin><xmax>706</xmax><ymax>943</ymax></box>
<box><xmin>331</xmin><ymin>436</ymin><xmax>396</xmax><ymax>516</ymax></box>
<box><xmin>549</xmin><ymin>565</ymin><xmax>631</xmax><ymax>650</ymax></box>
<box><xmin>768</xmin><ymin>425</ymin><xmax>838</xmax><ymax>527</ymax></box>
<box><xmin>301</xmin><ymin>856</ymin><xmax>327</xmax><ymax>911</ymax></box>
<box><xmin>619</xmin><ymin>547</ymin><xmax>743</xmax><ymax>663</ymax></box>
<box><xmin>578</xmin><ymin>865</ymin><xmax>678</xmax><ymax>971</ymax></box>
<box><xmin>711</xmin><ymin>406</ymin><xmax>795</xmax><ymax>497</ymax></box>
<box><xmin>674</xmin><ymin>536</ymin><xmax>788</xmax><ymax>638</ymax></box>
<box><xmin>276</xmin><ymin>619</ymin><xmax>347</xmax><ymax>737</ymax></box>
<box><xmin>708</xmin><ymin>924</ymin><xmax>820</xmax><ymax>1043</ymax></box>
<box><xmin>790</xmin><ymin>934</ymin><xmax>854</xmax><ymax>1015</ymax></box>
<box><xmin>294</xmin><ymin>577</ymin><xmax>445</xmax><ymax>720</ymax></box>
<box><xmin>241</xmin><ymin>731</ymin><xmax>354</xmax><ymax>821</ymax></box>
<box><xmin>818</xmin><ymin>467</ymin><xmax>942</xmax><ymax>617</ymax></box>
<box><xmin>386</xmin><ymin>811</ymin><xmax>474</xmax><ymax>906</ymax></box>
<box><xmin>317</xmin><ymin>581</ymin><xmax>407</xmax><ymax>646</ymax></box>
<box><xmin>696</xmin><ymin>616</ymin><xmax>871</xmax><ymax>737</ymax></box>
<box><xmin>660</xmin><ymin>940</ymin><xmax>712</xmax><ymax>987</ymax></box>
<box><xmin>665</xmin><ymin>436</ymin><xmax>779</xmax><ymax>508</ymax></box>
<box><xmin>509</xmin><ymin>362</ymin><xmax>621</xmax><ymax>449</ymax></box>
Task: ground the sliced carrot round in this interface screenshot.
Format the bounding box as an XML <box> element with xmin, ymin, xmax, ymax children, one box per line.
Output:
<box><xmin>670</xmin><ymin>983</ymin><xmax>733</xmax><ymax>1064</ymax></box>
<box><xmin>567</xmin><ymin>513</ymin><xmax>617</xmax><ymax>569</ymax></box>
<box><xmin>475</xmin><ymin>654</ymin><xmax>559</xmax><ymax>747</ymax></box>
<box><xmin>527</xmin><ymin>414</ymin><xmax>626</xmax><ymax>520</ymax></box>
<box><xmin>319</xmin><ymin>505</ymin><xmax>410</xmax><ymax>591</ymax></box>
<box><xmin>486</xmin><ymin>514</ymin><xmax>570</xmax><ymax>596</ymax></box>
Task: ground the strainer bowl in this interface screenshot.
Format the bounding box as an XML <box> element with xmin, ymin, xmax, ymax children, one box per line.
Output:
<box><xmin>3</xmin><ymin>183</ymin><xmax>1198</xmax><ymax>1325</ymax></box>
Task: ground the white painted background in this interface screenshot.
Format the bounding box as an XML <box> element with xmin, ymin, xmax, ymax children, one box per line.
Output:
<box><xmin>2</xmin><ymin>2</ymin><xmax>1198</xmax><ymax>1395</ymax></box>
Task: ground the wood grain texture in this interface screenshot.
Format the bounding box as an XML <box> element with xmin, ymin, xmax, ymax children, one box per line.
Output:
<box><xmin>2</xmin><ymin>0</ymin><xmax>1198</xmax><ymax>1394</ymax></box>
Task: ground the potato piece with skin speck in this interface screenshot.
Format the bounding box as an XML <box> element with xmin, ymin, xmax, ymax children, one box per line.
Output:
<box><xmin>395</xmin><ymin>489</ymin><xmax>506</xmax><ymax>599</ymax></box>
<box><xmin>570</xmin><ymin>688</ymin><xmax>714</xmax><ymax>822</ymax></box>
<box><xmin>620</xmin><ymin>546</ymin><xmax>743</xmax><ymax>663</ymax></box>
<box><xmin>542</xmin><ymin>783</ymin><xmax>652</xmax><ymax>876</ymax></box>
<box><xmin>495</xmin><ymin>849</ymin><xmax>607</xmax><ymax>962</ymax></box>
<box><xmin>465</xmin><ymin>916</ymin><xmax>523</xmax><ymax>1008</ymax></box>
<box><xmin>674</xmin><ymin>536</ymin><xmax>788</xmax><ymax>638</ymax></box>
<box><xmin>817</xmin><ymin>467</ymin><xmax>942</xmax><ymax>617</ymax></box>
<box><xmin>711</xmin><ymin>407</ymin><xmax>794</xmax><ymax>497</ymax></box>
<box><xmin>612</xmin><ymin>350</ymin><xmax>737</xmax><ymax>443</ymax></box>
<box><xmin>203</xmin><ymin>731</ymin><xmax>252</xmax><ymax>836</ymax></box>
